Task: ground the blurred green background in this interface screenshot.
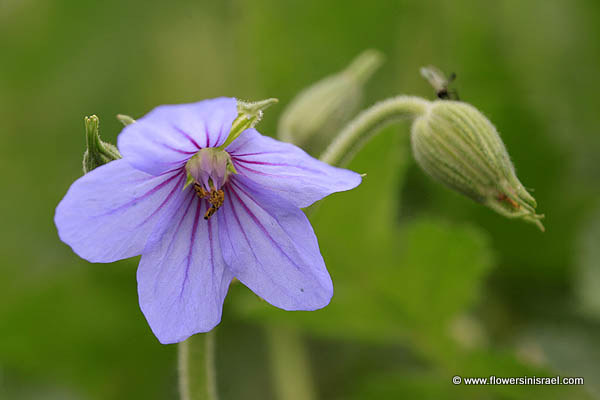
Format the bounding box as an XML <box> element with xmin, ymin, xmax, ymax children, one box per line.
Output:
<box><xmin>1</xmin><ymin>0</ymin><xmax>600</xmax><ymax>398</ymax></box>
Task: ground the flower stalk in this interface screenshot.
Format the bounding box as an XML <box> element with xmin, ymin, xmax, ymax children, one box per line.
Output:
<box><xmin>266</xmin><ymin>325</ymin><xmax>316</xmax><ymax>400</ymax></box>
<box><xmin>320</xmin><ymin>96</ymin><xmax>429</xmax><ymax>167</ymax></box>
<box><xmin>178</xmin><ymin>331</ymin><xmax>219</xmax><ymax>400</ymax></box>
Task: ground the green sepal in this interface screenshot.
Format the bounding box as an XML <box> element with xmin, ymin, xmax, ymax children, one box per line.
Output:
<box><xmin>226</xmin><ymin>159</ymin><xmax>238</xmax><ymax>175</ymax></box>
<box><xmin>116</xmin><ymin>114</ymin><xmax>136</xmax><ymax>126</ymax></box>
<box><xmin>217</xmin><ymin>98</ymin><xmax>278</xmax><ymax>150</ymax></box>
<box><xmin>183</xmin><ymin>172</ymin><xmax>195</xmax><ymax>191</ymax></box>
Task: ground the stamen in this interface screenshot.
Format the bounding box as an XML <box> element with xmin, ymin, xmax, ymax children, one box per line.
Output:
<box><xmin>193</xmin><ymin>183</ymin><xmax>210</xmax><ymax>198</ymax></box>
<box><xmin>193</xmin><ymin>183</ymin><xmax>225</xmax><ymax>220</ymax></box>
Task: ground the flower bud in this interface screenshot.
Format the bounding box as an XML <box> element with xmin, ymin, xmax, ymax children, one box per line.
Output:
<box><xmin>278</xmin><ymin>49</ymin><xmax>384</xmax><ymax>154</ymax></box>
<box><xmin>82</xmin><ymin>115</ymin><xmax>121</xmax><ymax>173</ymax></box>
<box><xmin>410</xmin><ymin>101</ymin><xmax>544</xmax><ymax>230</ymax></box>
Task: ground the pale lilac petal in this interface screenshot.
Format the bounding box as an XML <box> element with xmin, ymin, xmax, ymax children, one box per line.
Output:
<box><xmin>218</xmin><ymin>176</ymin><xmax>333</xmax><ymax>311</ymax></box>
<box><xmin>138</xmin><ymin>192</ymin><xmax>234</xmax><ymax>344</ymax></box>
<box><xmin>226</xmin><ymin>128</ymin><xmax>362</xmax><ymax>208</ymax></box>
<box><xmin>118</xmin><ymin>97</ymin><xmax>238</xmax><ymax>175</ymax></box>
<box><xmin>54</xmin><ymin>159</ymin><xmax>185</xmax><ymax>263</ymax></box>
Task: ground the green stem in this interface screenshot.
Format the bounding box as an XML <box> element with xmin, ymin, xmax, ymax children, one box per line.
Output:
<box><xmin>178</xmin><ymin>331</ymin><xmax>219</xmax><ymax>400</ymax></box>
<box><xmin>266</xmin><ymin>325</ymin><xmax>316</xmax><ymax>400</ymax></box>
<box><xmin>319</xmin><ymin>96</ymin><xmax>430</xmax><ymax>167</ymax></box>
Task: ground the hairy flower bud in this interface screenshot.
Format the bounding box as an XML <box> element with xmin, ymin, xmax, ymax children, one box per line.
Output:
<box><xmin>82</xmin><ymin>115</ymin><xmax>121</xmax><ymax>173</ymax></box>
<box><xmin>278</xmin><ymin>49</ymin><xmax>383</xmax><ymax>154</ymax></box>
<box><xmin>411</xmin><ymin>101</ymin><xmax>544</xmax><ymax>230</ymax></box>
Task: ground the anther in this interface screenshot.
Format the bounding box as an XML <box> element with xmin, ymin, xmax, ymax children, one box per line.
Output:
<box><xmin>193</xmin><ymin>183</ymin><xmax>210</xmax><ymax>199</ymax></box>
<box><xmin>193</xmin><ymin>183</ymin><xmax>225</xmax><ymax>220</ymax></box>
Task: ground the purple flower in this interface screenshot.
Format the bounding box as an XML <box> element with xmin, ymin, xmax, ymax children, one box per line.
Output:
<box><xmin>55</xmin><ymin>97</ymin><xmax>361</xmax><ymax>344</ymax></box>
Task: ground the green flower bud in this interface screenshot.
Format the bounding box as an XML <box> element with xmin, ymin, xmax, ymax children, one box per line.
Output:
<box><xmin>82</xmin><ymin>115</ymin><xmax>121</xmax><ymax>174</ymax></box>
<box><xmin>410</xmin><ymin>101</ymin><xmax>544</xmax><ymax>231</ymax></box>
<box><xmin>278</xmin><ymin>49</ymin><xmax>384</xmax><ymax>154</ymax></box>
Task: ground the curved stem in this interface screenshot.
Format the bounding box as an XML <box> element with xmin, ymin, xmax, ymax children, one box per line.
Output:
<box><xmin>178</xmin><ymin>331</ymin><xmax>219</xmax><ymax>400</ymax></box>
<box><xmin>319</xmin><ymin>96</ymin><xmax>430</xmax><ymax>167</ymax></box>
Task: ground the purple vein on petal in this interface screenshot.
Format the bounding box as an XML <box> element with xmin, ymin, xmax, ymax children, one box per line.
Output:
<box><xmin>228</xmin><ymin>150</ymin><xmax>286</xmax><ymax>158</ymax></box>
<box><xmin>229</xmin><ymin>181</ymin><xmax>302</xmax><ymax>271</ymax></box>
<box><xmin>233</xmin><ymin>158</ymin><xmax>325</xmax><ymax>174</ymax></box>
<box><xmin>159</xmin><ymin>164</ymin><xmax>190</xmax><ymax>176</ymax></box>
<box><xmin>207</xmin><ymin>213</ymin><xmax>223</xmax><ymax>307</ymax></box>
<box><xmin>162</xmin><ymin>143</ymin><xmax>198</xmax><ymax>155</ymax></box>
<box><xmin>222</xmin><ymin>187</ymin><xmax>290</xmax><ymax>293</ymax></box>
<box><xmin>172</xmin><ymin>125</ymin><xmax>202</xmax><ymax>149</ymax></box>
<box><xmin>207</xmin><ymin>213</ymin><xmax>215</xmax><ymax>275</ymax></box>
<box><xmin>180</xmin><ymin>197</ymin><xmax>202</xmax><ymax>299</ymax></box>
<box><xmin>214</xmin><ymin>124</ymin><xmax>226</xmax><ymax>147</ymax></box>
<box><xmin>234</xmin><ymin>163</ymin><xmax>273</xmax><ymax>176</ymax></box>
<box><xmin>95</xmin><ymin>173</ymin><xmax>180</xmax><ymax>218</ymax></box>
<box><xmin>230</xmin><ymin>180</ymin><xmax>298</xmax><ymax>240</ymax></box>
<box><xmin>134</xmin><ymin>173</ymin><xmax>186</xmax><ymax>229</ymax></box>
<box><xmin>152</xmin><ymin>193</ymin><xmax>195</xmax><ymax>297</ymax></box>
<box><xmin>234</xmin><ymin>162</ymin><xmax>314</xmax><ymax>180</ymax></box>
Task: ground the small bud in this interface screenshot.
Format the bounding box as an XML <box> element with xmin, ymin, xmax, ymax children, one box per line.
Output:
<box><xmin>278</xmin><ymin>49</ymin><xmax>384</xmax><ymax>153</ymax></box>
<box><xmin>411</xmin><ymin>101</ymin><xmax>544</xmax><ymax>231</ymax></box>
<box><xmin>82</xmin><ymin>115</ymin><xmax>121</xmax><ymax>174</ymax></box>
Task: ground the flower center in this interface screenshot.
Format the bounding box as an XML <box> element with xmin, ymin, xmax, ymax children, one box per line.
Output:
<box><xmin>185</xmin><ymin>148</ymin><xmax>236</xmax><ymax>220</ymax></box>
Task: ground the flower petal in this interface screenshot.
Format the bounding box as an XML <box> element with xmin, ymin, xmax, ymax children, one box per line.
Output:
<box><xmin>118</xmin><ymin>97</ymin><xmax>238</xmax><ymax>175</ymax></box>
<box><xmin>218</xmin><ymin>176</ymin><xmax>333</xmax><ymax>311</ymax></box>
<box><xmin>55</xmin><ymin>159</ymin><xmax>186</xmax><ymax>263</ymax></box>
<box><xmin>226</xmin><ymin>129</ymin><xmax>362</xmax><ymax>208</ymax></box>
<box><xmin>137</xmin><ymin>192</ymin><xmax>233</xmax><ymax>344</ymax></box>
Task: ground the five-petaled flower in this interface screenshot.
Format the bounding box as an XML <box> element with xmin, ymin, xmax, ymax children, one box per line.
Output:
<box><xmin>55</xmin><ymin>97</ymin><xmax>361</xmax><ymax>344</ymax></box>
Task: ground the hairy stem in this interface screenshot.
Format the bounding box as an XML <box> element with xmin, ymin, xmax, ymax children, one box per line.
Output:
<box><xmin>178</xmin><ymin>331</ymin><xmax>219</xmax><ymax>400</ymax></box>
<box><xmin>320</xmin><ymin>96</ymin><xmax>430</xmax><ymax>167</ymax></box>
